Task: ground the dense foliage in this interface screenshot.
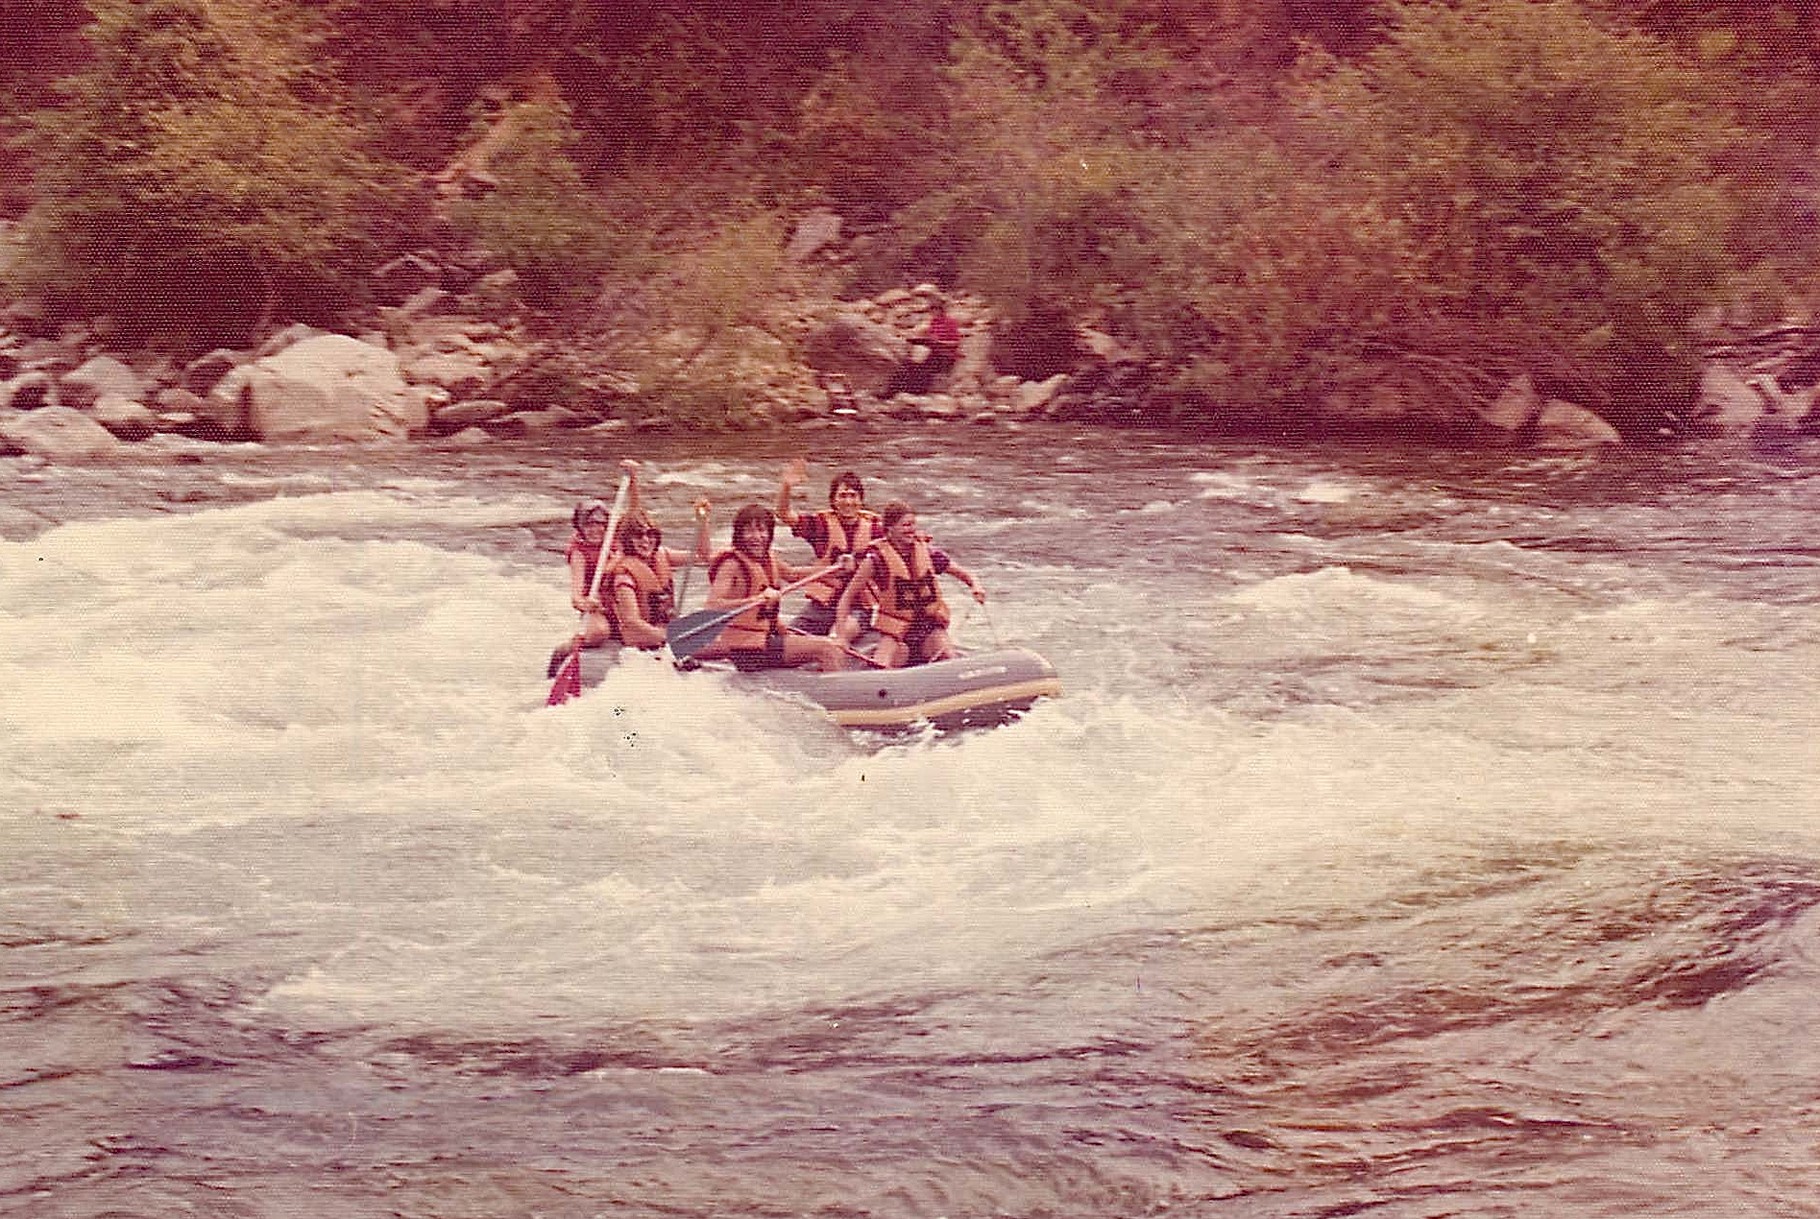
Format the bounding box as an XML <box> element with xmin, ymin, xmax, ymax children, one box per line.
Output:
<box><xmin>2</xmin><ymin>0</ymin><xmax>1816</xmax><ymax>429</ymax></box>
<box><xmin>10</xmin><ymin>0</ymin><xmax>414</xmax><ymax>341</ymax></box>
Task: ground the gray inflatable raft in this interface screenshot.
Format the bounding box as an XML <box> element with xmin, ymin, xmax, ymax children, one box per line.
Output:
<box><xmin>565</xmin><ymin>645</ymin><xmax>1062</xmax><ymax>730</ymax></box>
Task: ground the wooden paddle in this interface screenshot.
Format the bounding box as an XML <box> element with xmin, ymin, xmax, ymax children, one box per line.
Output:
<box><xmin>665</xmin><ymin>563</ymin><xmax>840</xmax><ymax>662</ymax></box>
<box><xmin>547</xmin><ymin>473</ymin><xmax>631</xmax><ymax>705</ymax></box>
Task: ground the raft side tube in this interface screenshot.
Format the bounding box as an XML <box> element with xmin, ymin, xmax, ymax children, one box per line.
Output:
<box><xmin>556</xmin><ymin>644</ymin><xmax>1061</xmax><ymax>730</ymax></box>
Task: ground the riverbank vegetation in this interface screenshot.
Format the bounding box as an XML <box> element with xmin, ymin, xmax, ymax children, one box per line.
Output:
<box><xmin>3</xmin><ymin>0</ymin><xmax>1817</xmax><ymax>437</ymax></box>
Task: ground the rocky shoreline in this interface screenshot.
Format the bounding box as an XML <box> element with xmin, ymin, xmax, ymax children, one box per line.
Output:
<box><xmin>3</xmin><ymin>209</ymin><xmax>1819</xmax><ymax>466</ymax></box>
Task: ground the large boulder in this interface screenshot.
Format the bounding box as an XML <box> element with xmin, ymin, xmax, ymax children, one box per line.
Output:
<box><xmin>1478</xmin><ymin>374</ymin><xmax>1544</xmax><ymax>434</ymax></box>
<box><xmin>0</xmin><ymin>405</ymin><xmax>122</xmax><ymax>461</ymax></box>
<box><xmin>1534</xmin><ymin>399</ymin><xmax>1621</xmax><ymax>448</ymax></box>
<box><xmin>431</xmin><ymin>398</ymin><xmax>515</xmax><ymax>432</ymax></box>
<box><xmin>59</xmin><ymin>355</ymin><xmax>144</xmax><ymax>411</ymax></box>
<box><xmin>398</xmin><ymin>349</ymin><xmax>491</xmax><ymax>398</ymax></box>
<box><xmin>90</xmin><ymin>393</ymin><xmax>158</xmax><ymax>441</ymax></box>
<box><xmin>1743</xmin><ymin>373</ymin><xmax>1820</xmax><ymax>433</ymax></box>
<box><xmin>182</xmin><ymin>348</ymin><xmax>244</xmax><ymax>395</ymax></box>
<box><xmin>1692</xmin><ymin>365</ymin><xmax>1773</xmax><ymax>434</ymax></box>
<box><xmin>785</xmin><ymin>209</ymin><xmax>843</xmax><ymax>263</ymax></box>
<box><xmin>801</xmin><ymin>311</ymin><xmax>910</xmax><ymax>396</ymax></box>
<box><xmin>208</xmin><ymin>334</ymin><xmax>427</xmax><ymax>441</ymax></box>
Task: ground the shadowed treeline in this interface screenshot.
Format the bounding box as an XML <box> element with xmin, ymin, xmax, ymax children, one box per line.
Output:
<box><xmin>1</xmin><ymin>0</ymin><xmax>1817</xmax><ymax>435</ymax></box>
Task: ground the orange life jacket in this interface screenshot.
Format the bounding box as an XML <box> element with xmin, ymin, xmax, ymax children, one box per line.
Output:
<box><xmin>605</xmin><ymin>550</ymin><xmax>676</xmax><ymax>645</ymax></box>
<box><xmin>708</xmin><ymin>548</ymin><xmax>784</xmax><ymax>650</ymax></box>
<box><xmin>566</xmin><ymin>529</ymin><xmax>614</xmax><ymax>597</ymax></box>
<box><xmin>869</xmin><ymin>538</ymin><xmax>949</xmax><ymax>640</ymax></box>
<box><xmin>803</xmin><ymin>509</ymin><xmax>881</xmax><ymax>608</ymax></box>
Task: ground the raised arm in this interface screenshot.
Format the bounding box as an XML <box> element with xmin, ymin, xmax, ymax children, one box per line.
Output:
<box><xmin>619</xmin><ymin>458</ymin><xmax>643</xmax><ymax>520</ymax></box>
<box><xmin>775</xmin><ymin>459</ymin><xmax>806</xmax><ymax>527</ymax></box>
<box><xmin>691</xmin><ymin>498</ymin><xmax>711</xmax><ymax>563</ymax></box>
<box><xmin>663</xmin><ymin>500</ymin><xmax>713</xmax><ymax>568</ymax></box>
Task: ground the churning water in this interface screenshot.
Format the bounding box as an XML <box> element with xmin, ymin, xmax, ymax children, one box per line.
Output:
<box><xmin>3</xmin><ymin>426</ymin><xmax>1818</xmax><ymax>1217</ymax></box>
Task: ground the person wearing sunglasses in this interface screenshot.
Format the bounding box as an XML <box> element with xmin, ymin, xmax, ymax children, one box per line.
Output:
<box><xmin>601</xmin><ymin>500</ymin><xmax>712</xmax><ymax>649</ymax></box>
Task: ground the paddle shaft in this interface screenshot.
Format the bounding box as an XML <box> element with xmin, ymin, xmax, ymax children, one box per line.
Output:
<box><xmin>788</xmin><ymin>626</ymin><xmax>886</xmax><ymax>668</ymax></box>
<box><xmin>666</xmin><ymin>562</ymin><xmax>841</xmax><ymax>661</ymax></box>
<box><xmin>547</xmin><ymin>474</ymin><xmax>632</xmax><ymax>704</ymax></box>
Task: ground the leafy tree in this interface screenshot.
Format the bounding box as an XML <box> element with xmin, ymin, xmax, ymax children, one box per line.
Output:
<box><xmin>1112</xmin><ymin>131</ymin><xmax>1417</xmax><ymax>417</ymax></box>
<box><xmin>789</xmin><ymin>47</ymin><xmax>949</xmax><ymax>218</ymax></box>
<box><xmin>616</xmin><ymin>210</ymin><xmax>800</xmax><ymax>428</ymax></box>
<box><xmin>11</xmin><ymin>0</ymin><xmax>413</xmax><ymax>343</ymax></box>
<box><xmin>906</xmin><ymin>0</ymin><xmax>1163</xmax><ymax>333</ymax></box>
<box><xmin>1306</xmin><ymin>0</ymin><xmax>1749</xmax><ymax>424</ymax></box>
<box><xmin>444</xmin><ymin>98</ymin><xmax>615</xmax><ymax>307</ymax></box>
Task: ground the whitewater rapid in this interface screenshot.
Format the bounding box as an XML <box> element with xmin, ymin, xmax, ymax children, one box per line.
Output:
<box><xmin>3</xmin><ymin>430</ymin><xmax>1817</xmax><ymax>1217</ymax></box>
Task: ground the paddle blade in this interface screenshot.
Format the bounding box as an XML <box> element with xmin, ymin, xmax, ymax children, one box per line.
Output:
<box><xmin>665</xmin><ymin>605</ymin><xmax>741</xmax><ymax>662</ymax></box>
<box><xmin>546</xmin><ymin>650</ymin><xmax>583</xmax><ymax>705</ymax></box>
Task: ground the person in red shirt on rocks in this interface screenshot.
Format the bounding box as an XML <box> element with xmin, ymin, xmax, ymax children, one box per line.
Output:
<box><xmin>923</xmin><ymin>298</ymin><xmax>962</xmax><ymax>377</ymax></box>
<box><xmin>891</xmin><ymin>296</ymin><xmax>964</xmax><ymax>396</ymax></box>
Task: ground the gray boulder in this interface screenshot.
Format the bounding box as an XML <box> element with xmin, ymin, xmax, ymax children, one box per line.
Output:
<box><xmin>254</xmin><ymin>323</ymin><xmax>327</xmax><ymax>359</ymax></box>
<box><xmin>400</xmin><ymin>350</ymin><xmax>491</xmax><ymax>398</ymax></box>
<box><xmin>1693</xmin><ymin>365</ymin><xmax>1773</xmax><ymax>433</ymax></box>
<box><xmin>0</xmin><ymin>405</ymin><xmax>122</xmax><ymax>461</ymax></box>
<box><xmin>182</xmin><ymin>348</ymin><xmax>244</xmax><ymax>395</ymax></box>
<box><xmin>432</xmin><ymin>398</ymin><xmax>515</xmax><ymax>429</ymax></box>
<box><xmin>209</xmin><ymin>334</ymin><xmax>426</xmax><ymax>441</ymax></box>
<box><xmin>1</xmin><ymin>370</ymin><xmax>57</xmax><ymax>411</ymax></box>
<box><xmin>91</xmin><ymin>393</ymin><xmax>158</xmax><ymax>441</ymax></box>
<box><xmin>1479</xmin><ymin>374</ymin><xmax>1544</xmax><ymax>434</ymax></box>
<box><xmin>59</xmin><ymin>356</ymin><xmax>144</xmax><ymax>411</ymax></box>
<box><xmin>801</xmin><ymin>311</ymin><xmax>910</xmax><ymax>396</ymax></box>
<box><xmin>1534</xmin><ymin>399</ymin><xmax>1621</xmax><ymax>448</ymax></box>
<box><xmin>786</xmin><ymin>209</ymin><xmax>843</xmax><ymax>263</ymax></box>
<box><xmin>486</xmin><ymin>406</ymin><xmax>584</xmax><ymax>437</ymax></box>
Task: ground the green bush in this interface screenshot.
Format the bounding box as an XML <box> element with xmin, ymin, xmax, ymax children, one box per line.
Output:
<box><xmin>616</xmin><ymin>211</ymin><xmax>800</xmax><ymax>427</ymax></box>
<box><xmin>11</xmin><ymin>0</ymin><xmax>412</xmax><ymax>343</ymax></box>
<box><xmin>1111</xmin><ymin>132</ymin><xmax>1416</xmax><ymax>416</ymax></box>
<box><xmin>1308</xmin><ymin>0</ymin><xmax>1748</xmax><ymax>422</ymax></box>
<box><xmin>444</xmin><ymin>99</ymin><xmax>616</xmax><ymax>309</ymax></box>
<box><xmin>910</xmin><ymin>0</ymin><xmax>1162</xmax><ymax>322</ymax></box>
<box><xmin>1095</xmin><ymin>0</ymin><xmax>1759</xmax><ymax>429</ymax></box>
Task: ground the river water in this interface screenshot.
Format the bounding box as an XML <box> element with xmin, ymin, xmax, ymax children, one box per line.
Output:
<box><xmin>2</xmin><ymin>425</ymin><xmax>1817</xmax><ymax>1218</ymax></box>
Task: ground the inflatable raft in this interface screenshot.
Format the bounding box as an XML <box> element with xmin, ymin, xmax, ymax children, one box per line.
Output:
<box><xmin>563</xmin><ymin>644</ymin><xmax>1061</xmax><ymax>731</ymax></box>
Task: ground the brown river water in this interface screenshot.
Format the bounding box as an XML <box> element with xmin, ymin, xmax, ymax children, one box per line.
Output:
<box><xmin>2</xmin><ymin>424</ymin><xmax>1818</xmax><ymax>1217</ymax></box>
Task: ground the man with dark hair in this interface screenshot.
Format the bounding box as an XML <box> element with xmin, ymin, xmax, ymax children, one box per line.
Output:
<box><xmin>776</xmin><ymin>459</ymin><xmax>879</xmax><ymax>643</ymax></box>
<box><xmin>698</xmin><ymin>504</ymin><xmax>848</xmax><ymax>672</ymax></box>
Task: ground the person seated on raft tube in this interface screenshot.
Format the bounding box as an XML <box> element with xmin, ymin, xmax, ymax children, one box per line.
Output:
<box><xmin>697</xmin><ymin>504</ymin><xmax>849</xmax><ymax>673</ymax></box>
<box><xmin>834</xmin><ymin>501</ymin><xmax>986</xmax><ymax>670</ymax></box>
<box><xmin>775</xmin><ymin>459</ymin><xmax>878</xmax><ymax>644</ymax></box>
<box><xmin>549</xmin><ymin>459</ymin><xmax>644</xmax><ymax>673</ymax></box>
<box><xmin>602</xmin><ymin>499</ymin><xmax>712</xmax><ymax>649</ymax></box>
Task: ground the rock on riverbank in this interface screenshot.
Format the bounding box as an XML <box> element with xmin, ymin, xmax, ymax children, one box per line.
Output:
<box><xmin>3</xmin><ymin>210</ymin><xmax>1819</xmax><ymax>464</ymax></box>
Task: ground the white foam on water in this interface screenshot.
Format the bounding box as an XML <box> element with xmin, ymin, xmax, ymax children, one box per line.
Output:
<box><xmin>5</xmin><ymin>479</ymin><xmax>1817</xmax><ymax>1033</ymax></box>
